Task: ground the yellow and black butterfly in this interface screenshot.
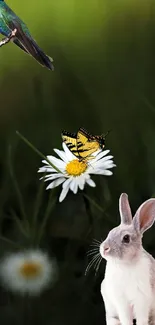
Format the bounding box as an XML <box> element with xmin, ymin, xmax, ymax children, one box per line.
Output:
<box><xmin>62</xmin><ymin>127</ymin><xmax>108</xmax><ymax>161</ymax></box>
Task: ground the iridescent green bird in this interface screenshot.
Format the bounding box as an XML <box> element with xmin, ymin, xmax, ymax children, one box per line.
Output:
<box><xmin>0</xmin><ymin>0</ymin><xmax>54</xmax><ymax>70</ymax></box>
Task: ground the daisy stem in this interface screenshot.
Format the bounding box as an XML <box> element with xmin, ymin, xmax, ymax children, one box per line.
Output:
<box><xmin>10</xmin><ymin>209</ymin><xmax>29</xmax><ymax>238</ymax></box>
<box><xmin>22</xmin><ymin>296</ymin><xmax>32</xmax><ymax>325</ymax></box>
<box><xmin>16</xmin><ymin>131</ymin><xmax>61</xmax><ymax>173</ymax></box>
<box><xmin>83</xmin><ymin>193</ymin><xmax>115</xmax><ymax>226</ymax></box>
<box><xmin>32</xmin><ymin>179</ymin><xmax>45</xmax><ymax>229</ymax></box>
<box><xmin>37</xmin><ymin>191</ymin><xmax>56</xmax><ymax>245</ymax></box>
<box><xmin>83</xmin><ymin>192</ymin><xmax>94</xmax><ymax>236</ymax></box>
<box><xmin>83</xmin><ymin>193</ymin><xmax>105</xmax><ymax>213</ymax></box>
<box><xmin>8</xmin><ymin>145</ymin><xmax>29</xmax><ymax>231</ymax></box>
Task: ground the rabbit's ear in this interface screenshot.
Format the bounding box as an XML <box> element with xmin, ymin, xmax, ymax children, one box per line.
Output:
<box><xmin>133</xmin><ymin>198</ymin><xmax>155</xmax><ymax>234</ymax></box>
<box><xmin>119</xmin><ymin>193</ymin><xmax>132</xmax><ymax>225</ymax></box>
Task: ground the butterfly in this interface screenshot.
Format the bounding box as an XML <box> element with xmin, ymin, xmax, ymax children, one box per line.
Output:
<box><xmin>62</xmin><ymin>127</ymin><xmax>108</xmax><ymax>161</ymax></box>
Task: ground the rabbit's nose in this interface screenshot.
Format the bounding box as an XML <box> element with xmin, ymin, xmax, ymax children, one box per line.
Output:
<box><xmin>100</xmin><ymin>243</ymin><xmax>110</xmax><ymax>257</ymax></box>
<box><xmin>104</xmin><ymin>245</ymin><xmax>110</xmax><ymax>254</ymax></box>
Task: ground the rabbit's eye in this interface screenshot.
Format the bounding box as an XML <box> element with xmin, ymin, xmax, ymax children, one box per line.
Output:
<box><xmin>122</xmin><ymin>234</ymin><xmax>130</xmax><ymax>243</ymax></box>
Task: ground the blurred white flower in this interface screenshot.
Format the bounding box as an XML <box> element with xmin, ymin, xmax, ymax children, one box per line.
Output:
<box><xmin>38</xmin><ymin>143</ymin><xmax>116</xmax><ymax>202</ymax></box>
<box><xmin>0</xmin><ymin>250</ymin><xmax>56</xmax><ymax>296</ymax></box>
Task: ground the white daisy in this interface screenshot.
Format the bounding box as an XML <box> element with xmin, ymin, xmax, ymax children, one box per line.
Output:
<box><xmin>0</xmin><ymin>250</ymin><xmax>57</xmax><ymax>296</ymax></box>
<box><xmin>38</xmin><ymin>143</ymin><xmax>116</xmax><ymax>202</ymax></box>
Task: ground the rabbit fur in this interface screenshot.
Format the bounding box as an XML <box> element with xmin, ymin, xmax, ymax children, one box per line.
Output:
<box><xmin>100</xmin><ymin>193</ymin><xmax>155</xmax><ymax>325</ymax></box>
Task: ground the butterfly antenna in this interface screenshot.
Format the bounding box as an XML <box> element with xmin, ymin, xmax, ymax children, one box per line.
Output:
<box><xmin>102</xmin><ymin>129</ymin><xmax>112</xmax><ymax>138</ymax></box>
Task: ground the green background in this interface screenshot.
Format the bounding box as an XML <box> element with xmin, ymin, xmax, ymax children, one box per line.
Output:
<box><xmin>0</xmin><ymin>0</ymin><xmax>155</xmax><ymax>324</ymax></box>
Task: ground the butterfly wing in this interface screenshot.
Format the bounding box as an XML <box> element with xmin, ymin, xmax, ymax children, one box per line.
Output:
<box><xmin>61</xmin><ymin>131</ymin><xmax>80</xmax><ymax>158</ymax></box>
<box><xmin>94</xmin><ymin>135</ymin><xmax>105</xmax><ymax>149</ymax></box>
<box><xmin>77</xmin><ymin>128</ymin><xmax>100</xmax><ymax>159</ymax></box>
<box><xmin>62</xmin><ymin>128</ymin><xmax>105</xmax><ymax>161</ymax></box>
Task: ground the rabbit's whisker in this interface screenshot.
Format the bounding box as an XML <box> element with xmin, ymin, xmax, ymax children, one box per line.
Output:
<box><xmin>93</xmin><ymin>254</ymin><xmax>101</xmax><ymax>270</ymax></box>
<box><xmin>92</xmin><ymin>239</ymin><xmax>102</xmax><ymax>244</ymax></box>
<box><xmin>85</xmin><ymin>255</ymin><xmax>99</xmax><ymax>275</ymax></box>
<box><xmin>87</xmin><ymin>248</ymin><xmax>99</xmax><ymax>256</ymax></box>
<box><xmin>90</xmin><ymin>243</ymin><xmax>100</xmax><ymax>248</ymax></box>
<box><xmin>87</xmin><ymin>251</ymin><xmax>99</xmax><ymax>256</ymax></box>
<box><xmin>85</xmin><ymin>253</ymin><xmax>100</xmax><ymax>275</ymax></box>
<box><xmin>95</xmin><ymin>256</ymin><xmax>102</xmax><ymax>275</ymax></box>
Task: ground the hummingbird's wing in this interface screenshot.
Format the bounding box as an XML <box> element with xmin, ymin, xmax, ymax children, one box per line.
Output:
<box><xmin>10</xmin><ymin>20</ymin><xmax>54</xmax><ymax>70</ymax></box>
<box><xmin>1</xmin><ymin>8</ymin><xmax>54</xmax><ymax>70</ymax></box>
<box><xmin>13</xmin><ymin>38</ymin><xmax>29</xmax><ymax>54</ymax></box>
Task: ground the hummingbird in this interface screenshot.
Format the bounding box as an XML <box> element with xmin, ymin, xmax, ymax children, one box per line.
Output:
<box><xmin>0</xmin><ymin>0</ymin><xmax>54</xmax><ymax>70</ymax></box>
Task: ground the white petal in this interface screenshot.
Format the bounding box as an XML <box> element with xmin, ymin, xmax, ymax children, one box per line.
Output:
<box><xmin>46</xmin><ymin>156</ymin><xmax>66</xmax><ymax>169</ymax></box>
<box><xmin>92</xmin><ymin>160</ymin><xmax>115</xmax><ymax>170</ymax></box>
<box><xmin>70</xmin><ymin>178</ymin><xmax>78</xmax><ymax>194</ymax></box>
<box><xmin>42</xmin><ymin>173</ymin><xmax>62</xmax><ymax>178</ymax></box>
<box><xmin>93</xmin><ymin>150</ymin><xmax>110</xmax><ymax>160</ymax></box>
<box><xmin>83</xmin><ymin>173</ymin><xmax>90</xmax><ymax>180</ymax></box>
<box><xmin>88</xmin><ymin>169</ymin><xmax>103</xmax><ymax>175</ymax></box>
<box><xmin>41</xmin><ymin>157</ymin><xmax>65</xmax><ymax>171</ymax></box>
<box><xmin>92</xmin><ymin>169</ymin><xmax>113</xmax><ymax>176</ymax></box>
<box><xmin>89</xmin><ymin>157</ymin><xmax>114</xmax><ymax>171</ymax></box>
<box><xmin>43</xmin><ymin>156</ymin><xmax>53</xmax><ymax>162</ymax></box>
<box><xmin>42</xmin><ymin>159</ymin><xmax>51</xmax><ymax>165</ymax></box>
<box><xmin>74</xmin><ymin>181</ymin><xmax>78</xmax><ymax>194</ymax></box>
<box><xmin>54</xmin><ymin>149</ymin><xmax>68</xmax><ymax>163</ymax></box>
<box><xmin>59</xmin><ymin>184</ymin><xmax>70</xmax><ymax>202</ymax></box>
<box><xmin>95</xmin><ymin>155</ymin><xmax>113</xmax><ymax>163</ymax></box>
<box><xmin>62</xmin><ymin>143</ymin><xmax>76</xmax><ymax>160</ymax></box>
<box><xmin>62</xmin><ymin>177</ymin><xmax>73</xmax><ymax>189</ymax></box>
<box><xmin>101</xmin><ymin>170</ymin><xmax>113</xmax><ymax>176</ymax></box>
<box><xmin>86</xmin><ymin>178</ymin><xmax>96</xmax><ymax>187</ymax></box>
<box><xmin>38</xmin><ymin>166</ymin><xmax>56</xmax><ymax>173</ymax></box>
<box><xmin>42</xmin><ymin>173</ymin><xmax>65</xmax><ymax>182</ymax></box>
<box><xmin>46</xmin><ymin>178</ymin><xmax>65</xmax><ymax>190</ymax></box>
<box><xmin>91</xmin><ymin>149</ymin><xmax>102</xmax><ymax>157</ymax></box>
<box><xmin>78</xmin><ymin>175</ymin><xmax>86</xmax><ymax>190</ymax></box>
<box><xmin>102</xmin><ymin>162</ymin><xmax>116</xmax><ymax>169</ymax></box>
<box><xmin>69</xmin><ymin>178</ymin><xmax>76</xmax><ymax>192</ymax></box>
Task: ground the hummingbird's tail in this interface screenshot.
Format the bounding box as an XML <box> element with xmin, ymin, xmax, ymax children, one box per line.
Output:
<box><xmin>28</xmin><ymin>38</ymin><xmax>54</xmax><ymax>71</ymax></box>
<box><xmin>13</xmin><ymin>31</ymin><xmax>54</xmax><ymax>70</ymax></box>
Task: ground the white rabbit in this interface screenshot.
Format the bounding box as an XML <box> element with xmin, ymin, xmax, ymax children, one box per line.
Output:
<box><xmin>100</xmin><ymin>193</ymin><xmax>155</xmax><ymax>325</ymax></box>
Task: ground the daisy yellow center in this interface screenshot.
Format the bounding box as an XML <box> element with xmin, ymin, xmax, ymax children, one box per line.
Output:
<box><xmin>19</xmin><ymin>261</ymin><xmax>43</xmax><ymax>279</ymax></box>
<box><xmin>66</xmin><ymin>159</ymin><xmax>87</xmax><ymax>176</ymax></box>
